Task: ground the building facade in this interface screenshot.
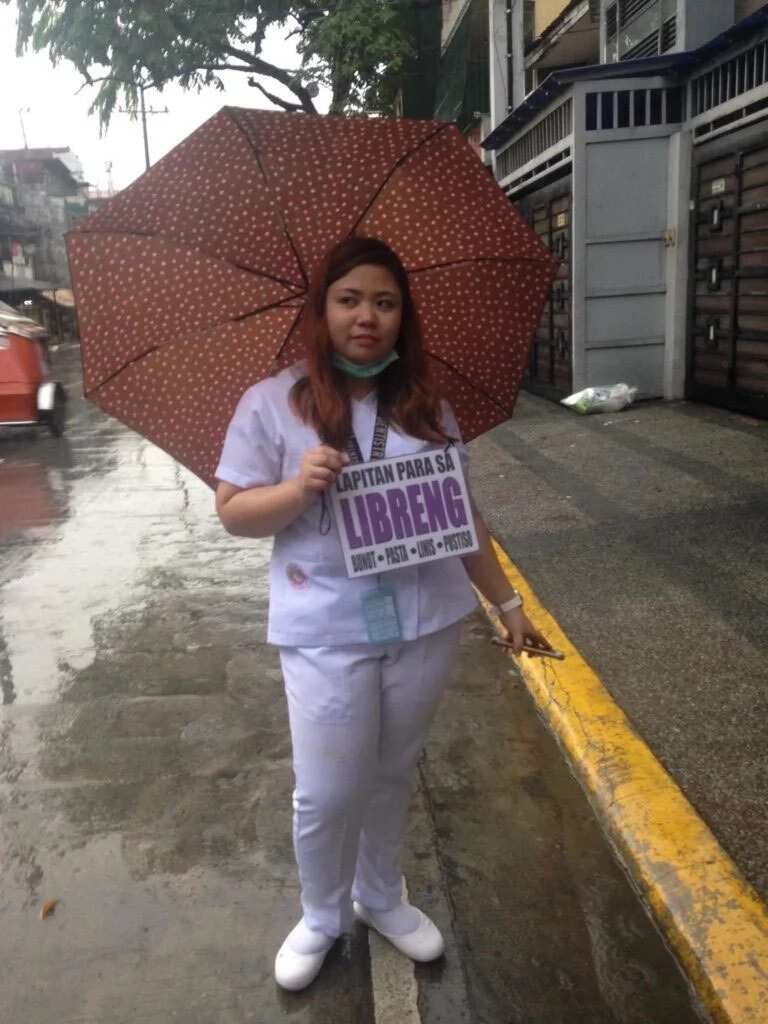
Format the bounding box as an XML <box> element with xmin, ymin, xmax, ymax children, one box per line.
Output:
<box><xmin>0</xmin><ymin>149</ymin><xmax>89</xmax><ymax>295</ymax></box>
<box><xmin>0</xmin><ymin>164</ymin><xmax>45</xmax><ymax>300</ymax></box>
<box><xmin>484</xmin><ymin>0</ymin><xmax>768</xmax><ymax>418</ymax></box>
<box><xmin>0</xmin><ymin>149</ymin><xmax>89</xmax><ymax>337</ymax></box>
<box><xmin>400</xmin><ymin>1</ymin><xmax>492</xmax><ymax>162</ymax></box>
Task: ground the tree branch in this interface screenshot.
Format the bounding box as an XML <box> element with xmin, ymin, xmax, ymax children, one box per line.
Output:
<box><xmin>223</xmin><ymin>44</ymin><xmax>317</xmax><ymax>113</ymax></box>
<box><xmin>179</xmin><ymin>63</ymin><xmax>262</xmax><ymax>76</ymax></box>
<box><xmin>163</xmin><ymin>12</ymin><xmax>317</xmax><ymax>114</ymax></box>
<box><xmin>76</xmin><ymin>74</ymin><xmax>114</xmax><ymax>94</ymax></box>
<box><xmin>248</xmin><ymin>78</ymin><xmax>304</xmax><ymax>112</ymax></box>
<box><xmin>74</xmin><ymin>62</ymin><xmax>274</xmax><ymax>97</ymax></box>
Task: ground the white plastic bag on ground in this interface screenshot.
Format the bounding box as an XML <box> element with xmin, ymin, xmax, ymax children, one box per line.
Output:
<box><xmin>560</xmin><ymin>383</ymin><xmax>638</xmax><ymax>415</ymax></box>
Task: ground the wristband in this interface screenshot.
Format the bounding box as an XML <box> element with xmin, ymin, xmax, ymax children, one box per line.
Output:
<box><xmin>498</xmin><ymin>592</ymin><xmax>523</xmax><ymax>613</ymax></box>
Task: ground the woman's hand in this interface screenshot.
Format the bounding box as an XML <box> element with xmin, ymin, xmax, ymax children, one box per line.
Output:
<box><xmin>295</xmin><ymin>445</ymin><xmax>350</xmax><ymax>496</ymax></box>
<box><xmin>499</xmin><ymin>606</ymin><xmax>554</xmax><ymax>657</ymax></box>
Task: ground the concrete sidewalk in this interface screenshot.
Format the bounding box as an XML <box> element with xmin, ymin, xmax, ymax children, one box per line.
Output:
<box><xmin>468</xmin><ymin>390</ymin><xmax>768</xmax><ymax>1020</ymax></box>
<box><xmin>470</xmin><ymin>391</ymin><xmax>767</xmax><ymax>904</ymax></box>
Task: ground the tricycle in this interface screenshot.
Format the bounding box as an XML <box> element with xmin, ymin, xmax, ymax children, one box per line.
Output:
<box><xmin>0</xmin><ymin>300</ymin><xmax>67</xmax><ymax>437</ymax></box>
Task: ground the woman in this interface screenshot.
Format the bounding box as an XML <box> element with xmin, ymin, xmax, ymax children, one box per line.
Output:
<box><xmin>215</xmin><ymin>236</ymin><xmax>551</xmax><ymax>991</ymax></box>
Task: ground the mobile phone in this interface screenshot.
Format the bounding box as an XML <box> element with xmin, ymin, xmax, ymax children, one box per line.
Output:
<box><xmin>522</xmin><ymin>643</ymin><xmax>565</xmax><ymax>660</ymax></box>
<box><xmin>491</xmin><ymin>636</ymin><xmax>566</xmax><ymax>660</ymax></box>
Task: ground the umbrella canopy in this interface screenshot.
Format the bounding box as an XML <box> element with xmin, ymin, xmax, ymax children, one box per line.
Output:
<box><xmin>68</xmin><ymin>107</ymin><xmax>559</xmax><ymax>488</ymax></box>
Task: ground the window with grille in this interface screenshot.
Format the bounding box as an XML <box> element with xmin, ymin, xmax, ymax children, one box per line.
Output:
<box><xmin>606</xmin><ymin>2</ymin><xmax>618</xmax><ymax>61</ymax></box>
<box><xmin>661</xmin><ymin>14</ymin><xmax>676</xmax><ymax>51</ymax></box>
<box><xmin>585</xmin><ymin>85</ymin><xmax>685</xmax><ymax>128</ymax></box>
<box><xmin>606</xmin><ymin>3</ymin><xmax>618</xmax><ymax>38</ymax></box>
<box><xmin>623</xmin><ymin>29</ymin><xmax>662</xmax><ymax>59</ymax></box>
<box><xmin>620</xmin><ymin>0</ymin><xmax>654</xmax><ymax>26</ymax></box>
<box><xmin>605</xmin><ymin>0</ymin><xmax>677</xmax><ymax>62</ymax></box>
<box><xmin>497</xmin><ymin>99</ymin><xmax>572</xmax><ymax>179</ymax></box>
<box><xmin>690</xmin><ymin>38</ymin><xmax>768</xmax><ymax>118</ymax></box>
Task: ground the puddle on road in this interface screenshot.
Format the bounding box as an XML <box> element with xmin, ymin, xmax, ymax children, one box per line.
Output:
<box><xmin>1</xmin><ymin>344</ymin><xmax>288</xmax><ymax>915</ymax></box>
<box><xmin>1</xmin><ymin>350</ymin><xmax>271</xmax><ymax>706</ymax></box>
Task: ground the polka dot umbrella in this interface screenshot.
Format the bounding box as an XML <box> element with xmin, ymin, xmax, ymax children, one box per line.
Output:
<box><xmin>68</xmin><ymin>107</ymin><xmax>560</xmax><ymax>488</ymax></box>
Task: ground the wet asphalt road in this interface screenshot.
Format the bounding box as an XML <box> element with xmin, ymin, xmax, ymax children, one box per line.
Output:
<box><xmin>0</xmin><ymin>342</ymin><xmax>701</xmax><ymax>1023</ymax></box>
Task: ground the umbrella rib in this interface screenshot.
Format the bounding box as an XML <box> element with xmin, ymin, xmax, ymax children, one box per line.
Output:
<box><xmin>85</xmin><ymin>302</ymin><xmax>302</xmax><ymax>395</ymax></box>
<box><xmin>349</xmin><ymin>123</ymin><xmax>451</xmax><ymax>237</ymax></box>
<box><xmin>233</xmin><ymin>292</ymin><xmax>306</xmax><ymax>322</ymax></box>
<box><xmin>226</xmin><ymin>106</ymin><xmax>308</xmax><ymax>291</ymax></box>
<box><xmin>425</xmin><ymin>350</ymin><xmax>517</xmax><ymax>417</ymax></box>
<box><xmin>231</xmin><ymin>264</ymin><xmax>305</xmax><ymax>294</ymax></box>
<box><xmin>273</xmin><ymin>301</ymin><xmax>305</xmax><ymax>363</ymax></box>
<box><xmin>85</xmin><ymin>347</ymin><xmax>164</xmax><ymax>396</ymax></box>
<box><xmin>408</xmin><ymin>254</ymin><xmax>559</xmax><ymax>275</ymax></box>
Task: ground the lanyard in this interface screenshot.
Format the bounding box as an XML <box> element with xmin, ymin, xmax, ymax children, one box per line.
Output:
<box><xmin>318</xmin><ymin>402</ymin><xmax>388</xmax><ymax>534</ymax></box>
<box><xmin>345</xmin><ymin>404</ymin><xmax>389</xmax><ymax>464</ymax></box>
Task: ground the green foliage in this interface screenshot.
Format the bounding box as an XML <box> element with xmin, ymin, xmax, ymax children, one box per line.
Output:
<box><xmin>297</xmin><ymin>0</ymin><xmax>414</xmax><ymax>114</ymax></box>
<box><xmin>4</xmin><ymin>0</ymin><xmax>414</xmax><ymax>123</ymax></box>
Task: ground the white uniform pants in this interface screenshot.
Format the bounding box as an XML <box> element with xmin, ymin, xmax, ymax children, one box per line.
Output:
<box><xmin>278</xmin><ymin>621</ymin><xmax>462</xmax><ymax>938</ymax></box>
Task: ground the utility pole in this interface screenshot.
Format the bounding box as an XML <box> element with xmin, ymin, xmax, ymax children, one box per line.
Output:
<box><xmin>140</xmin><ymin>85</ymin><xmax>150</xmax><ymax>171</ymax></box>
<box><xmin>117</xmin><ymin>84</ymin><xmax>169</xmax><ymax>173</ymax></box>
<box><xmin>18</xmin><ymin>106</ymin><xmax>31</xmax><ymax>149</ymax></box>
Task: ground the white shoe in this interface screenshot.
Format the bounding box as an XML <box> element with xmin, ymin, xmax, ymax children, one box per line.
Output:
<box><xmin>353</xmin><ymin>901</ymin><xmax>445</xmax><ymax>962</ymax></box>
<box><xmin>274</xmin><ymin>924</ymin><xmax>334</xmax><ymax>991</ymax></box>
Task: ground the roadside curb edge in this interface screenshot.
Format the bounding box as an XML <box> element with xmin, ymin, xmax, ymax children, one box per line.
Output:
<box><xmin>484</xmin><ymin>538</ymin><xmax>768</xmax><ymax>1024</ymax></box>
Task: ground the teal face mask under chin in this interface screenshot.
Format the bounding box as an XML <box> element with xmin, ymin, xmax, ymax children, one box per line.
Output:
<box><xmin>331</xmin><ymin>350</ymin><xmax>399</xmax><ymax>378</ymax></box>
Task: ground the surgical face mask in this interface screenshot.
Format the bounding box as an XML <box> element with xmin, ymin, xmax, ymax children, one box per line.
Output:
<box><xmin>331</xmin><ymin>350</ymin><xmax>399</xmax><ymax>378</ymax></box>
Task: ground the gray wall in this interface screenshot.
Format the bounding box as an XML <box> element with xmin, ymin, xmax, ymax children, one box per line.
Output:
<box><xmin>679</xmin><ymin>0</ymin><xmax>736</xmax><ymax>52</ymax></box>
<box><xmin>579</xmin><ymin>131</ymin><xmax>670</xmax><ymax>397</ymax></box>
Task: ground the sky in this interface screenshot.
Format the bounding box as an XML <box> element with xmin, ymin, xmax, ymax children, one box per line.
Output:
<box><xmin>0</xmin><ymin>5</ymin><xmax>329</xmax><ymax>192</ymax></box>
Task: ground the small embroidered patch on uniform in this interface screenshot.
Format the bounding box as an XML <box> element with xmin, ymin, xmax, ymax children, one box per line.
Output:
<box><xmin>286</xmin><ymin>563</ymin><xmax>310</xmax><ymax>589</ymax></box>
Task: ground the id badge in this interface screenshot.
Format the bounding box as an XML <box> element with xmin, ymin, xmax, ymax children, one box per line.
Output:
<box><xmin>362</xmin><ymin>585</ymin><xmax>402</xmax><ymax>644</ymax></box>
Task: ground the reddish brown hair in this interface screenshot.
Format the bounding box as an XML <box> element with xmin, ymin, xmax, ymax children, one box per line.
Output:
<box><xmin>290</xmin><ymin>236</ymin><xmax>452</xmax><ymax>450</ymax></box>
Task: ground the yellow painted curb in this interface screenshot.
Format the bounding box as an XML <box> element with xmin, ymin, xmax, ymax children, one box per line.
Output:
<box><xmin>487</xmin><ymin>538</ymin><xmax>768</xmax><ymax>1024</ymax></box>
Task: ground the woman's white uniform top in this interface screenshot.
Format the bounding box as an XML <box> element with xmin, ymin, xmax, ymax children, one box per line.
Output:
<box><xmin>216</xmin><ymin>362</ymin><xmax>478</xmax><ymax>647</ymax></box>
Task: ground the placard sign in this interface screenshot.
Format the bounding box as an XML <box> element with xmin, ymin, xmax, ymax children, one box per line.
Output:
<box><xmin>330</xmin><ymin>449</ymin><xmax>479</xmax><ymax>578</ymax></box>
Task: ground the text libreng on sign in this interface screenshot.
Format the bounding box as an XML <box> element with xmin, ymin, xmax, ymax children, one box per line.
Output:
<box><xmin>330</xmin><ymin>448</ymin><xmax>479</xmax><ymax>578</ymax></box>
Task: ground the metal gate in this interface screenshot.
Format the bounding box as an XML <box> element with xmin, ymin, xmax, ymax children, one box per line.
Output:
<box><xmin>688</xmin><ymin>137</ymin><xmax>768</xmax><ymax>418</ymax></box>
<box><xmin>524</xmin><ymin>191</ymin><xmax>573</xmax><ymax>399</ymax></box>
